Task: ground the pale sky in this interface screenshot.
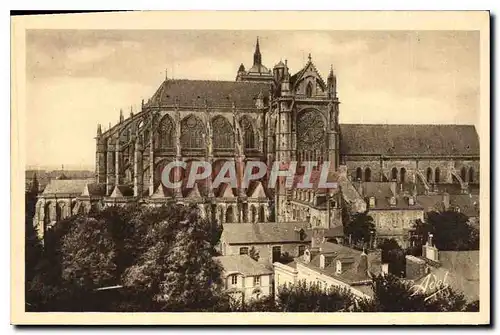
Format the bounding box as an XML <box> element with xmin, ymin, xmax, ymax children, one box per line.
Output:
<box><xmin>26</xmin><ymin>30</ymin><xmax>479</xmax><ymax>170</ymax></box>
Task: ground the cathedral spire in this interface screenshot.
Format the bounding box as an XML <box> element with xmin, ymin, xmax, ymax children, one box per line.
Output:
<box><xmin>253</xmin><ymin>37</ymin><xmax>262</xmax><ymax>66</ymax></box>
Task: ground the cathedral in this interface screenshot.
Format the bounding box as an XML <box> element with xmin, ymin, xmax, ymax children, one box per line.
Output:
<box><xmin>33</xmin><ymin>38</ymin><xmax>480</xmax><ymax>247</ymax></box>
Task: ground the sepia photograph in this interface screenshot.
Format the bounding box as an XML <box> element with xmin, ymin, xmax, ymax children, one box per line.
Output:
<box><xmin>11</xmin><ymin>11</ymin><xmax>490</xmax><ymax>325</ymax></box>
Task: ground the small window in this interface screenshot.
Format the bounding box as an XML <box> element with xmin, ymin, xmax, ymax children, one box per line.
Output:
<box><xmin>254</xmin><ymin>276</ymin><xmax>261</xmax><ymax>286</ymax></box>
<box><xmin>298</xmin><ymin>245</ymin><xmax>306</xmax><ymax>256</ymax></box>
<box><xmin>272</xmin><ymin>246</ymin><xmax>282</xmax><ymax>263</ymax></box>
<box><xmin>230</xmin><ymin>274</ymin><xmax>238</xmax><ymax>285</ymax></box>
<box><xmin>239</xmin><ymin>247</ymin><xmax>249</xmax><ymax>255</ymax></box>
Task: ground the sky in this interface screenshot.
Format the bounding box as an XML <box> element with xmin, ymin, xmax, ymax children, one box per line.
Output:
<box><xmin>25</xmin><ymin>30</ymin><xmax>480</xmax><ymax>170</ymax></box>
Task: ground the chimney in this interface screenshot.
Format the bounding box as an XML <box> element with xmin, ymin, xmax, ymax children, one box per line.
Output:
<box><xmin>357</xmin><ymin>249</ymin><xmax>368</xmax><ymax>276</ymax></box>
<box><xmin>311</xmin><ymin>228</ymin><xmax>325</xmax><ymax>248</ymax></box>
<box><xmin>381</xmin><ymin>263</ymin><xmax>389</xmax><ymax>275</ymax></box>
<box><xmin>304</xmin><ymin>247</ymin><xmax>321</xmax><ymax>264</ymax></box>
<box><xmin>422</xmin><ymin>233</ymin><xmax>439</xmax><ymax>262</ymax></box>
<box><xmin>442</xmin><ymin>192</ymin><xmax>450</xmax><ymax>210</ymax></box>
<box><xmin>369</xmin><ymin>196</ymin><xmax>376</xmax><ymax>208</ymax></box>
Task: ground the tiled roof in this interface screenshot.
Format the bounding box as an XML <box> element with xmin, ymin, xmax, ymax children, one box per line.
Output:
<box><xmin>299</xmin><ymin>242</ymin><xmax>382</xmax><ymax>286</ymax></box>
<box><xmin>214</xmin><ymin>255</ymin><xmax>273</xmax><ymax>276</ymax></box>
<box><xmin>148</xmin><ymin>79</ymin><xmax>271</xmax><ymax>108</ymax></box>
<box><xmin>449</xmin><ymin>194</ymin><xmax>480</xmax><ymax>218</ymax></box>
<box><xmin>42</xmin><ymin>179</ymin><xmax>89</xmax><ymax>195</ymax></box>
<box><xmin>222</xmin><ymin>222</ymin><xmax>311</xmax><ymax>245</ymax></box>
<box><xmin>81</xmin><ymin>183</ymin><xmax>106</xmax><ymax>197</ymax></box>
<box><xmin>324</xmin><ymin>225</ymin><xmax>345</xmax><ymax>238</ymax></box>
<box><xmin>416</xmin><ymin>195</ymin><xmax>445</xmax><ymax>212</ymax></box>
<box><xmin>340</xmin><ymin>124</ymin><xmax>479</xmax><ymax>156</ymax></box>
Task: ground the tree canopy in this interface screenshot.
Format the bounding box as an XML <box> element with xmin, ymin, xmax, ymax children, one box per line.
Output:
<box><xmin>26</xmin><ymin>203</ymin><xmax>225</xmax><ymax>312</ymax></box>
<box><xmin>411</xmin><ymin>210</ymin><xmax>479</xmax><ymax>251</ymax></box>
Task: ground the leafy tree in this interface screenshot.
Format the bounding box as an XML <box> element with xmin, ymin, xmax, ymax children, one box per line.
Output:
<box><xmin>122</xmin><ymin>204</ymin><xmax>225</xmax><ymax>311</ymax></box>
<box><xmin>344</xmin><ymin>212</ymin><xmax>375</xmax><ymax>248</ymax></box>
<box><xmin>356</xmin><ymin>273</ymin><xmax>470</xmax><ymax>312</ymax></box>
<box><xmin>27</xmin><ymin>203</ymin><xmax>226</xmax><ymax>312</ymax></box>
<box><xmin>248</xmin><ymin>246</ymin><xmax>260</xmax><ymax>262</ymax></box>
<box><xmin>378</xmin><ymin>238</ymin><xmax>406</xmax><ymax>277</ymax></box>
<box><xmin>276</xmin><ymin>280</ymin><xmax>355</xmax><ymax>312</ymax></box>
<box><xmin>411</xmin><ymin>211</ymin><xmax>479</xmax><ymax>251</ymax></box>
<box><xmin>61</xmin><ymin>216</ymin><xmax>118</xmax><ymax>288</ymax></box>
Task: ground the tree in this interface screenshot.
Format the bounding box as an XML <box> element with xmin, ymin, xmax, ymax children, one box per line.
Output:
<box><xmin>61</xmin><ymin>216</ymin><xmax>118</xmax><ymax>288</ymax></box>
<box><xmin>411</xmin><ymin>211</ymin><xmax>479</xmax><ymax>251</ymax></box>
<box><xmin>356</xmin><ymin>273</ymin><xmax>470</xmax><ymax>312</ymax></box>
<box><xmin>248</xmin><ymin>246</ymin><xmax>260</xmax><ymax>262</ymax></box>
<box><xmin>122</xmin><ymin>204</ymin><xmax>225</xmax><ymax>311</ymax></box>
<box><xmin>378</xmin><ymin>238</ymin><xmax>406</xmax><ymax>277</ymax></box>
<box><xmin>27</xmin><ymin>203</ymin><xmax>226</xmax><ymax>312</ymax></box>
<box><xmin>276</xmin><ymin>280</ymin><xmax>355</xmax><ymax>312</ymax></box>
<box><xmin>344</xmin><ymin>212</ymin><xmax>375</xmax><ymax>248</ymax></box>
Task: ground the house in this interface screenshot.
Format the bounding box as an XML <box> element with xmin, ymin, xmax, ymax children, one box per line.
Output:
<box><xmin>214</xmin><ymin>255</ymin><xmax>273</xmax><ymax>304</ymax></box>
<box><xmin>405</xmin><ymin>235</ymin><xmax>480</xmax><ymax>302</ymax></box>
<box><xmin>219</xmin><ymin>222</ymin><xmax>313</xmax><ymax>266</ymax></box>
<box><xmin>274</xmin><ymin>240</ymin><xmax>383</xmax><ymax>299</ymax></box>
<box><xmin>357</xmin><ymin>181</ymin><xmax>425</xmax><ymax>248</ymax></box>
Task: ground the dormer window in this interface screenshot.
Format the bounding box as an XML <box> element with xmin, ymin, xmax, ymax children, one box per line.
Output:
<box><xmin>304</xmin><ymin>249</ymin><xmax>311</xmax><ymax>263</ymax></box>
<box><xmin>336</xmin><ymin>260</ymin><xmax>342</xmax><ymax>274</ymax></box>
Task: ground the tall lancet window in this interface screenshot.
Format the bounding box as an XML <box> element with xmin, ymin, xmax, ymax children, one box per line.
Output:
<box><xmin>157</xmin><ymin>115</ymin><xmax>174</xmax><ymax>148</ymax></box>
<box><xmin>306</xmin><ymin>82</ymin><xmax>313</xmax><ymax>98</ymax></box>
<box><xmin>181</xmin><ymin>115</ymin><xmax>205</xmax><ymax>149</ymax></box>
<box><xmin>212</xmin><ymin>116</ymin><xmax>234</xmax><ymax>149</ymax></box>
<box><xmin>240</xmin><ymin>116</ymin><xmax>255</xmax><ymax>149</ymax></box>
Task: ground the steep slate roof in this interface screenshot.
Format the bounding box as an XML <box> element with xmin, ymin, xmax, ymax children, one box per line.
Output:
<box><xmin>222</xmin><ymin>222</ymin><xmax>311</xmax><ymax>244</ymax></box>
<box><xmin>298</xmin><ymin>242</ymin><xmax>382</xmax><ymax>287</ymax></box>
<box><xmin>215</xmin><ymin>255</ymin><xmax>273</xmax><ymax>276</ymax></box>
<box><xmin>42</xmin><ymin>179</ymin><xmax>90</xmax><ymax>195</ymax></box>
<box><xmin>340</xmin><ymin>124</ymin><xmax>479</xmax><ymax>156</ymax></box>
<box><xmin>148</xmin><ymin>79</ymin><xmax>271</xmax><ymax>108</ymax></box>
<box><xmin>449</xmin><ymin>194</ymin><xmax>480</xmax><ymax>218</ymax></box>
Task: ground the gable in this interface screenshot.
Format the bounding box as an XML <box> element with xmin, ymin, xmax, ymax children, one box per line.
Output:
<box><xmin>290</xmin><ymin>62</ymin><xmax>327</xmax><ymax>96</ymax></box>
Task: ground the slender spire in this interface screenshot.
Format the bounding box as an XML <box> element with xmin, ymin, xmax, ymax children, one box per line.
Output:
<box><xmin>119</xmin><ymin>109</ymin><xmax>124</xmax><ymax>123</ymax></box>
<box><xmin>253</xmin><ymin>37</ymin><xmax>262</xmax><ymax>66</ymax></box>
<box><xmin>165</xmin><ymin>68</ymin><xmax>168</xmax><ymax>80</ymax></box>
<box><xmin>97</xmin><ymin>123</ymin><xmax>102</xmax><ymax>136</ymax></box>
<box><xmin>29</xmin><ymin>172</ymin><xmax>39</xmax><ymax>194</ymax></box>
<box><xmin>328</xmin><ymin>65</ymin><xmax>334</xmax><ymax>79</ymax></box>
<box><xmin>308</xmin><ymin>53</ymin><xmax>312</xmax><ymax>63</ymax></box>
<box><xmin>130</xmin><ymin>105</ymin><xmax>134</xmax><ymax>118</ymax></box>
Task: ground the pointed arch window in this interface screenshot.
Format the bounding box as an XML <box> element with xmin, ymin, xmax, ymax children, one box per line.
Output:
<box><xmin>181</xmin><ymin>115</ymin><xmax>205</xmax><ymax>149</ymax></box>
<box><xmin>365</xmin><ymin>167</ymin><xmax>371</xmax><ymax>182</ymax></box>
<box><xmin>468</xmin><ymin>167</ymin><xmax>474</xmax><ymax>183</ymax></box>
<box><xmin>240</xmin><ymin>116</ymin><xmax>256</xmax><ymax>149</ymax></box>
<box><xmin>157</xmin><ymin>115</ymin><xmax>174</xmax><ymax>148</ymax></box>
<box><xmin>426</xmin><ymin>167</ymin><xmax>433</xmax><ymax>183</ymax></box>
<box><xmin>213</xmin><ymin>116</ymin><xmax>234</xmax><ymax>149</ymax></box>
<box><xmin>400</xmin><ymin>168</ymin><xmax>406</xmax><ymax>184</ymax></box>
<box><xmin>461</xmin><ymin>166</ymin><xmax>467</xmax><ymax>182</ymax></box>
<box><xmin>435</xmin><ymin>167</ymin><xmax>441</xmax><ymax>183</ymax></box>
<box><xmin>391</xmin><ymin>167</ymin><xmax>398</xmax><ymax>181</ymax></box>
<box><xmin>355</xmin><ymin>167</ymin><xmax>363</xmax><ymax>181</ymax></box>
<box><xmin>306</xmin><ymin>82</ymin><xmax>313</xmax><ymax>97</ymax></box>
